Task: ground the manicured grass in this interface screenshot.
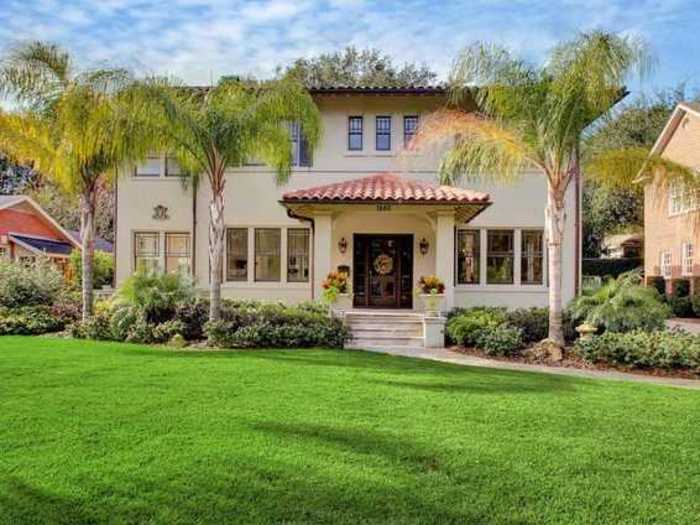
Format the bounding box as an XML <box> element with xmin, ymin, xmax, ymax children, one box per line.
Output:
<box><xmin>1</xmin><ymin>336</ymin><xmax>699</xmax><ymax>524</ymax></box>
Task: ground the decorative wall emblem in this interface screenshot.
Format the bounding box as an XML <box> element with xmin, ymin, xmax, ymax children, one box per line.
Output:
<box><xmin>152</xmin><ymin>205</ymin><xmax>169</xmax><ymax>221</ymax></box>
<box><xmin>373</xmin><ymin>253</ymin><xmax>394</xmax><ymax>275</ymax></box>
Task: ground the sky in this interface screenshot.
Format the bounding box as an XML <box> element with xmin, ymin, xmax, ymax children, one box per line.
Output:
<box><xmin>0</xmin><ymin>0</ymin><xmax>698</xmax><ymax>100</ymax></box>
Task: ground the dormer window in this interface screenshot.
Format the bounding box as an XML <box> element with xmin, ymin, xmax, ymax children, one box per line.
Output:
<box><xmin>376</xmin><ymin>116</ymin><xmax>391</xmax><ymax>151</ymax></box>
<box><xmin>348</xmin><ymin>116</ymin><xmax>363</xmax><ymax>151</ymax></box>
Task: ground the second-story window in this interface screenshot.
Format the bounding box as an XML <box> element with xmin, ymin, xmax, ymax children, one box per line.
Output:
<box><xmin>404</xmin><ymin>115</ymin><xmax>418</xmax><ymax>146</ymax></box>
<box><xmin>135</xmin><ymin>155</ymin><xmax>161</xmax><ymax>177</ymax></box>
<box><xmin>288</xmin><ymin>122</ymin><xmax>311</xmax><ymax>167</ymax></box>
<box><xmin>348</xmin><ymin>116</ymin><xmax>363</xmax><ymax>151</ymax></box>
<box><xmin>376</xmin><ymin>116</ymin><xmax>391</xmax><ymax>151</ymax></box>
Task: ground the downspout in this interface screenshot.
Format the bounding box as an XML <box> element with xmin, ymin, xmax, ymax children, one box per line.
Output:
<box><xmin>112</xmin><ymin>177</ymin><xmax>118</xmax><ymax>289</ymax></box>
<box><xmin>191</xmin><ymin>179</ymin><xmax>198</xmax><ymax>280</ymax></box>
<box><xmin>286</xmin><ymin>208</ymin><xmax>315</xmax><ymax>301</ymax></box>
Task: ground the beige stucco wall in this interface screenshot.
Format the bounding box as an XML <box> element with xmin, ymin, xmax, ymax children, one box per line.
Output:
<box><xmin>115</xmin><ymin>93</ymin><xmax>579</xmax><ymax>309</ymax></box>
<box><xmin>644</xmin><ymin>108</ymin><xmax>700</xmax><ymax>281</ymax></box>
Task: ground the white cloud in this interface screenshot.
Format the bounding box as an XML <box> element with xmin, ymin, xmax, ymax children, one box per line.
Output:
<box><xmin>0</xmin><ymin>0</ymin><xmax>696</xmax><ymax>91</ymax></box>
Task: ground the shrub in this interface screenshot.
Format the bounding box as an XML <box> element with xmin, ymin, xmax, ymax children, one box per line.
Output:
<box><xmin>68</xmin><ymin>249</ymin><xmax>114</xmax><ymax>289</ymax></box>
<box><xmin>569</xmin><ymin>270</ymin><xmax>671</xmax><ymax>333</ymax></box>
<box><xmin>173</xmin><ymin>299</ymin><xmax>209</xmax><ymax>340</ymax></box>
<box><xmin>504</xmin><ymin>308</ymin><xmax>548</xmax><ymax>344</ymax></box>
<box><xmin>446</xmin><ymin>308</ymin><xmax>506</xmax><ymax>346</ymax></box>
<box><xmin>692</xmin><ymin>295</ymin><xmax>700</xmax><ymax>317</ymax></box>
<box><xmin>205</xmin><ymin>302</ymin><xmax>349</xmax><ymax>349</ymax></box>
<box><xmin>115</xmin><ymin>272</ymin><xmax>194</xmax><ymax>323</ymax></box>
<box><xmin>672</xmin><ymin>279</ymin><xmax>691</xmax><ymax>298</ymax></box>
<box><xmin>71</xmin><ymin>310</ymin><xmax>113</xmax><ymax>340</ymax></box>
<box><xmin>668</xmin><ymin>295</ymin><xmax>694</xmax><ymax>318</ymax></box>
<box><xmin>0</xmin><ymin>306</ymin><xmax>64</xmax><ymax>335</ymax></box>
<box><xmin>575</xmin><ymin>330</ymin><xmax>700</xmax><ymax>372</ymax></box>
<box><xmin>475</xmin><ymin>325</ymin><xmax>524</xmax><ymax>356</ymax></box>
<box><xmin>0</xmin><ymin>258</ymin><xmax>64</xmax><ymax>308</ymax></box>
<box><xmin>647</xmin><ymin>276</ymin><xmax>666</xmax><ymax>297</ymax></box>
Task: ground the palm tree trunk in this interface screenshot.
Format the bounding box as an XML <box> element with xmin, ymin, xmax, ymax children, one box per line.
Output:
<box><xmin>546</xmin><ymin>184</ymin><xmax>566</xmax><ymax>347</ymax></box>
<box><xmin>79</xmin><ymin>189</ymin><xmax>96</xmax><ymax>321</ymax></box>
<box><xmin>208</xmin><ymin>187</ymin><xmax>225</xmax><ymax>322</ymax></box>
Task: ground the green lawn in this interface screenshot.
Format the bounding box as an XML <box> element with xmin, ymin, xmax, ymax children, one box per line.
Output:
<box><xmin>1</xmin><ymin>337</ymin><xmax>699</xmax><ymax>524</ymax></box>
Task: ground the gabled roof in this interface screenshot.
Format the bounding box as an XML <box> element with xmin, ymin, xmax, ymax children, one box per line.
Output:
<box><xmin>281</xmin><ymin>172</ymin><xmax>490</xmax><ymax>204</ymax></box>
<box><xmin>0</xmin><ymin>195</ymin><xmax>80</xmax><ymax>249</ymax></box>
<box><xmin>8</xmin><ymin>233</ymin><xmax>74</xmax><ymax>256</ymax></box>
<box><xmin>650</xmin><ymin>101</ymin><xmax>700</xmax><ymax>157</ymax></box>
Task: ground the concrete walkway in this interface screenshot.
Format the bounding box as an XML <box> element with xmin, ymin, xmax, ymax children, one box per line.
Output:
<box><xmin>357</xmin><ymin>346</ymin><xmax>700</xmax><ymax>390</ymax></box>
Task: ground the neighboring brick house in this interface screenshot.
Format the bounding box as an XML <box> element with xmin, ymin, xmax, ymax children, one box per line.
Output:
<box><xmin>0</xmin><ymin>195</ymin><xmax>80</xmax><ymax>274</ymax></box>
<box><xmin>644</xmin><ymin>102</ymin><xmax>700</xmax><ymax>294</ymax></box>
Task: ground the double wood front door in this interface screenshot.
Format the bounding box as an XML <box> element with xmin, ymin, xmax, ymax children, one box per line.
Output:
<box><xmin>353</xmin><ymin>234</ymin><xmax>413</xmax><ymax>309</ymax></box>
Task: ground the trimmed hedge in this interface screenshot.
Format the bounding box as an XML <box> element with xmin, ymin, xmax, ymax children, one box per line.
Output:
<box><xmin>575</xmin><ymin>329</ymin><xmax>700</xmax><ymax>372</ymax></box>
<box><xmin>582</xmin><ymin>258</ymin><xmax>642</xmax><ymax>278</ymax></box>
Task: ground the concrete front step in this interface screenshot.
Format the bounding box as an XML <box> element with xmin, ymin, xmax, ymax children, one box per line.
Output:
<box><xmin>348</xmin><ymin>337</ymin><xmax>425</xmax><ymax>348</ymax></box>
<box><xmin>345</xmin><ymin>311</ymin><xmax>427</xmax><ymax>350</ymax></box>
<box><xmin>351</xmin><ymin>326</ymin><xmax>424</xmax><ymax>336</ymax></box>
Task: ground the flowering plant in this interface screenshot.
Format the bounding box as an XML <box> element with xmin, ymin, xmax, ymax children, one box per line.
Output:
<box><xmin>417</xmin><ymin>275</ymin><xmax>445</xmax><ymax>295</ymax></box>
<box><xmin>322</xmin><ymin>271</ymin><xmax>350</xmax><ymax>303</ymax></box>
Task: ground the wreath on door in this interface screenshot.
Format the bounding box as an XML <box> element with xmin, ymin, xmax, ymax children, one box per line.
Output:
<box><xmin>373</xmin><ymin>253</ymin><xmax>394</xmax><ymax>275</ymax></box>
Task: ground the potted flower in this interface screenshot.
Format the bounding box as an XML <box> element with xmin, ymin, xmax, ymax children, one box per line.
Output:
<box><xmin>322</xmin><ymin>271</ymin><xmax>352</xmax><ymax>314</ymax></box>
<box><xmin>416</xmin><ymin>275</ymin><xmax>445</xmax><ymax>316</ymax></box>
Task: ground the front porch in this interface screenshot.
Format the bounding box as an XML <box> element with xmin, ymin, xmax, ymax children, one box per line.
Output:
<box><xmin>281</xmin><ymin>172</ymin><xmax>491</xmax><ymax>313</ymax></box>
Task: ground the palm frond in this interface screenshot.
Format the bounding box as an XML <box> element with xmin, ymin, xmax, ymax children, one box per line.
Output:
<box><xmin>412</xmin><ymin>109</ymin><xmax>542</xmax><ymax>185</ymax></box>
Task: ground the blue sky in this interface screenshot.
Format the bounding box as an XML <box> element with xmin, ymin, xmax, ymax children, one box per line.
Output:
<box><xmin>1</xmin><ymin>0</ymin><xmax>697</xmax><ymax>100</ymax></box>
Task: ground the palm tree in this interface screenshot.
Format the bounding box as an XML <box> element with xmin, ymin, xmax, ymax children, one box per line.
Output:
<box><xmin>133</xmin><ymin>76</ymin><xmax>321</xmax><ymax>322</ymax></box>
<box><xmin>0</xmin><ymin>41</ymin><xmax>154</xmax><ymax>320</ymax></box>
<box><xmin>414</xmin><ymin>31</ymin><xmax>650</xmax><ymax>347</ymax></box>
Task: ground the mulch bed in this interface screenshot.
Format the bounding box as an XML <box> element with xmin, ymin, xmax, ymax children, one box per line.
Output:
<box><xmin>449</xmin><ymin>345</ymin><xmax>700</xmax><ymax>380</ymax></box>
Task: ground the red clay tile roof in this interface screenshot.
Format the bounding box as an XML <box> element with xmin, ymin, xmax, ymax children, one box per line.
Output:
<box><xmin>282</xmin><ymin>172</ymin><xmax>490</xmax><ymax>204</ymax></box>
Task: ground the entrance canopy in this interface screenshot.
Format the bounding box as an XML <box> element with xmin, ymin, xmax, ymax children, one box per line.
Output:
<box><xmin>280</xmin><ymin>172</ymin><xmax>490</xmax><ymax>222</ymax></box>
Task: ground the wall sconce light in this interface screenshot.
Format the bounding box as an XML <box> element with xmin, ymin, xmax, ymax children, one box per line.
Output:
<box><xmin>338</xmin><ymin>237</ymin><xmax>348</xmax><ymax>254</ymax></box>
<box><xmin>419</xmin><ymin>238</ymin><xmax>429</xmax><ymax>255</ymax></box>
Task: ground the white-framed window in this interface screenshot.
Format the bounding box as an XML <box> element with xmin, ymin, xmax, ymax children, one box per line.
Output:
<box><xmin>287</xmin><ymin>229</ymin><xmax>310</xmax><ymax>282</ymax></box>
<box><xmin>403</xmin><ymin>115</ymin><xmax>419</xmax><ymax>146</ymax></box>
<box><xmin>669</xmin><ymin>182</ymin><xmax>700</xmax><ymax>216</ymax></box>
<box><xmin>682</xmin><ymin>243</ymin><xmax>694</xmax><ymax>276</ymax></box>
<box><xmin>521</xmin><ymin>230</ymin><xmax>544</xmax><ymax>285</ymax></box>
<box><xmin>165</xmin><ymin>156</ymin><xmax>181</xmax><ymax>177</ymax></box>
<box><xmin>456</xmin><ymin>230</ymin><xmax>480</xmax><ymax>284</ymax></box>
<box><xmin>226</xmin><ymin>228</ymin><xmax>248</xmax><ymax>282</ymax></box>
<box><xmin>165</xmin><ymin>233</ymin><xmax>191</xmax><ymax>275</ymax></box>
<box><xmin>255</xmin><ymin>228</ymin><xmax>281</xmax><ymax>282</ymax></box>
<box><xmin>134</xmin><ymin>232</ymin><xmax>160</xmax><ymax>272</ymax></box>
<box><xmin>134</xmin><ymin>155</ymin><xmax>162</xmax><ymax>177</ymax></box>
<box><xmin>375</xmin><ymin>116</ymin><xmax>391</xmax><ymax>151</ymax></box>
<box><xmin>487</xmin><ymin>230</ymin><xmax>515</xmax><ymax>285</ymax></box>
<box><xmin>348</xmin><ymin>116</ymin><xmax>363</xmax><ymax>151</ymax></box>
<box><xmin>661</xmin><ymin>251</ymin><xmax>672</xmax><ymax>279</ymax></box>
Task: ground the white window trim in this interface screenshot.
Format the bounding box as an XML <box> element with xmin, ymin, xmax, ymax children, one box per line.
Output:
<box><xmin>668</xmin><ymin>182</ymin><xmax>700</xmax><ymax>217</ymax></box>
<box><xmin>661</xmin><ymin>250</ymin><xmax>672</xmax><ymax>279</ymax></box>
<box><xmin>455</xmin><ymin>227</ymin><xmax>548</xmax><ymax>291</ymax></box>
<box><xmin>132</xmin><ymin>230</ymin><xmax>192</xmax><ymax>275</ymax></box>
<box><xmin>682</xmin><ymin>242</ymin><xmax>693</xmax><ymax>276</ymax></box>
<box><xmin>221</xmin><ymin>225</ymin><xmax>312</xmax><ymax>289</ymax></box>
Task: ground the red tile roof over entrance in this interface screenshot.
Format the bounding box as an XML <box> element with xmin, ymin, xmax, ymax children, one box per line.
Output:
<box><xmin>282</xmin><ymin>172</ymin><xmax>490</xmax><ymax>204</ymax></box>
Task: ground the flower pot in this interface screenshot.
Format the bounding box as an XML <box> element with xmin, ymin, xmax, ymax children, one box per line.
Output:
<box><xmin>419</xmin><ymin>293</ymin><xmax>445</xmax><ymax>317</ymax></box>
<box><xmin>332</xmin><ymin>293</ymin><xmax>353</xmax><ymax>316</ymax></box>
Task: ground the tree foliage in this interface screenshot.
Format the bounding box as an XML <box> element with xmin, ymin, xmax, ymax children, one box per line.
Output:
<box><xmin>414</xmin><ymin>31</ymin><xmax>649</xmax><ymax>346</ymax></box>
<box><xmin>280</xmin><ymin>46</ymin><xmax>437</xmax><ymax>87</ymax></box>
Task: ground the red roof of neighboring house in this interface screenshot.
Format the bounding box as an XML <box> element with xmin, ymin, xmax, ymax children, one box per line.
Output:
<box><xmin>281</xmin><ymin>172</ymin><xmax>490</xmax><ymax>204</ymax></box>
<box><xmin>0</xmin><ymin>208</ymin><xmax>62</xmax><ymax>238</ymax></box>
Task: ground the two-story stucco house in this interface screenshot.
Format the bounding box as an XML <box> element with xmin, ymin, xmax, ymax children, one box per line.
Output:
<box><xmin>115</xmin><ymin>86</ymin><xmax>580</xmax><ymax>317</ymax></box>
<box><xmin>644</xmin><ymin>101</ymin><xmax>700</xmax><ymax>293</ymax></box>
